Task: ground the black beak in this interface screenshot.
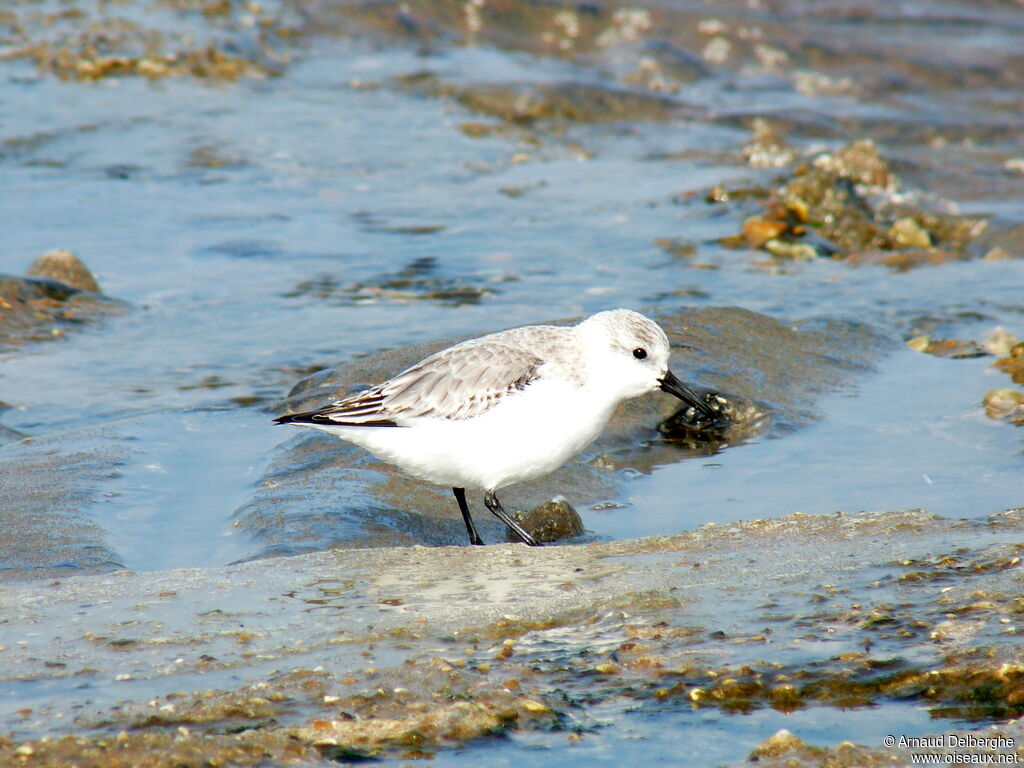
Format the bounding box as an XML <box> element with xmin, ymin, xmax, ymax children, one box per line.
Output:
<box><xmin>659</xmin><ymin>369</ymin><xmax>718</xmax><ymax>420</ymax></box>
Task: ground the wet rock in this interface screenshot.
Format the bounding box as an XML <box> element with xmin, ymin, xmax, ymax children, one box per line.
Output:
<box><xmin>398</xmin><ymin>75</ymin><xmax>681</xmax><ymax>124</ymax></box>
<box><xmin>762</xmin><ymin>238</ymin><xmax>821</xmax><ymax>261</ymax></box>
<box><xmin>0</xmin><ymin>254</ymin><xmax>120</xmax><ymax>349</ymax></box>
<box><xmin>6</xmin><ymin>0</ymin><xmax>289</xmax><ymax>82</ymax></box>
<box><xmin>814</xmin><ymin>139</ymin><xmax>892</xmax><ymax>191</ymax></box>
<box><xmin>749</xmin><ymin>729</ymin><xmax>808</xmax><ymax>759</ymax></box>
<box><xmin>657</xmin><ymin>387</ymin><xmax>768</xmax><ymax>450</ymax></box>
<box><xmin>740</xmin><ymin>216</ymin><xmax>788</xmax><ymax>248</ymax></box>
<box><xmin>889</xmin><ymin>217</ymin><xmax>932</xmax><ymax>249</ymax></box>
<box><xmin>783</xmin><ymin>167</ymin><xmax>890</xmax><ymax>255</ymax></box>
<box><xmin>983</xmin><ymin>389</ymin><xmax>1024</xmax><ymax>426</ymax></box>
<box><xmin>506</xmin><ymin>497</ymin><xmax>585</xmax><ymax>543</ymax></box>
<box><xmin>985</xmin><ymin>328</ymin><xmax>1020</xmax><ymax>358</ymax></box>
<box><xmin>75</xmin><ymin>46</ymin><xmax>267</xmax><ymax>82</ymax></box>
<box><xmin>907</xmin><ymin>336</ymin><xmax>988</xmax><ymax>359</ymax></box>
<box><xmin>720</xmin><ymin>136</ymin><xmax>987</xmax><ymax>265</ymax></box>
<box><xmin>983</xmin><ymin>247</ymin><xmax>1019</xmax><ymax>261</ymax></box>
<box><xmin>299</xmin><ymin>694</ymin><xmax>553</xmax><ymax>754</ymax></box>
<box><xmin>741</xmin><ymin>119</ymin><xmax>797</xmax><ymax>169</ymax></box>
<box><xmin>993</xmin><ymin>339</ymin><xmax>1024</xmax><ymax>385</ymax></box>
<box><xmin>705</xmin><ymin>184</ymin><xmax>772</xmax><ymax>204</ymax></box>
<box><xmin>975</xmin><ymin>329</ymin><xmax>1024</xmax><ymax>426</ymax></box>
<box><xmin>25</xmin><ymin>248</ymin><xmax>100</xmax><ymax>293</ymax></box>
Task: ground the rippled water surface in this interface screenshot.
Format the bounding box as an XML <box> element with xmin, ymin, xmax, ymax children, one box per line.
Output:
<box><xmin>1</xmin><ymin>0</ymin><xmax>1023</xmax><ymax>762</ymax></box>
<box><xmin>4</xmin><ymin>39</ymin><xmax>1022</xmax><ymax>545</ymax></box>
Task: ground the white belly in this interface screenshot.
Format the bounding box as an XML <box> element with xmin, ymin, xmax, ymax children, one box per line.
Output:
<box><xmin>309</xmin><ymin>378</ymin><xmax>615</xmax><ymax>491</ymax></box>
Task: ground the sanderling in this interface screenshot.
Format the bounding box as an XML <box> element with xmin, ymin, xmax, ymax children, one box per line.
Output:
<box><xmin>275</xmin><ymin>309</ymin><xmax>715</xmax><ymax>546</ymax></box>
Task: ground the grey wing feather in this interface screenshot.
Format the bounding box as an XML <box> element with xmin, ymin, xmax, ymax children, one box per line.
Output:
<box><xmin>277</xmin><ymin>329</ymin><xmax>549</xmax><ymax>427</ymax></box>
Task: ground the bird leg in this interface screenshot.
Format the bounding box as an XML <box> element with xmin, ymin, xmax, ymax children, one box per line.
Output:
<box><xmin>484</xmin><ymin>491</ymin><xmax>542</xmax><ymax>546</ymax></box>
<box><xmin>452</xmin><ymin>487</ymin><xmax>484</xmax><ymax>546</ymax></box>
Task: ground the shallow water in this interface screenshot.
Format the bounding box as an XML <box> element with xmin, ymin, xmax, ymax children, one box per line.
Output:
<box><xmin>2</xmin><ymin>0</ymin><xmax>1024</xmax><ymax>761</ymax></box>
<box><xmin>621</xmin><ymin>349</ymin><xmax>1024</xmax><ymax>537</ymax></box>
<box><xmin>3</xmin><ymin>40</ymin><xmax>1022</xmax><ymax>551</ymax></box>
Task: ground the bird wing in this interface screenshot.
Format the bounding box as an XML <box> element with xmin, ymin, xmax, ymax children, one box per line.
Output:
<box><xmin>276</xmin><ymin>330</ymin><xmax>548</xmax><ymax>427</ymax></box>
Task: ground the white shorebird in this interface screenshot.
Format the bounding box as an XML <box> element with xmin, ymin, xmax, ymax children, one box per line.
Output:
<box><xmin>275</xmin><ymin>309</ymin><xmax>715</xmax><ymax>546</ymax></box>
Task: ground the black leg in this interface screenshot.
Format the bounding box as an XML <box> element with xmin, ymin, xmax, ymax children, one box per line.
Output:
<box><xmin>484</xmin><ymin>491</ymin><xmax>542</xmax><ymax>547</ymax></box>
<box><xmin>452</xmin><ymin>487</ymin><xmax>484</xmax><ymax>546</ymax></box>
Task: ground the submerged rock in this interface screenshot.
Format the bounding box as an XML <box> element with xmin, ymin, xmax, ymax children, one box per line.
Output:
<box><xmin>906</xmin><ymin>335</ymin><xmax>988</xmax><ymax>359</ymax></box>
<box><xmin>0</xmin><ymin>251</ymin><xmax>119</xmax><ymax>349</ymax></box>
<box><xmin>506</xmin><ymin>497</ymin><xmax>585</xmax><ymax>543</ymax></box>
<box><xmin>282</xmin><ymin>255</ymin><xmax>492</xmax><ymax>307</ymax></box>
<box><xmin>395</xmin><ymin>74</ymin><xmax>681</xmax><ymax>125</ymax></box>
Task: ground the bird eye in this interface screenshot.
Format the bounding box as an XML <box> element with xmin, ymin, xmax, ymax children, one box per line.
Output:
<box><xmin>633</xmin><ymin>347</ymin><xmax>647</xmax><ymax>360</ymax></box>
